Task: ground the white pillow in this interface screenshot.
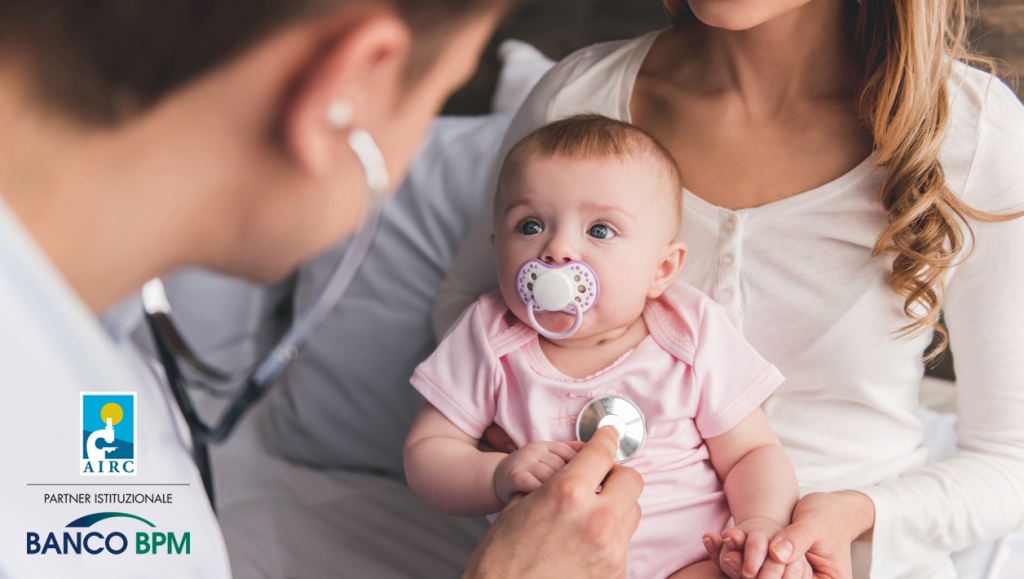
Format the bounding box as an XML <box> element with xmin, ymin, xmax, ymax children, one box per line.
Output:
<box><xmin>491</xmin><ymin>39</ymin><xmax>556</xmax><ymax>114</ymax></box>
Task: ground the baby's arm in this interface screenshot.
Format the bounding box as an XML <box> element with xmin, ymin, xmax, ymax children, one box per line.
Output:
<box><xmin>704</xmin><ymin>407</ymin><xmax>799</xmax><ymax>577</ymax></box>
<box><xmin>404</xmin><ymin>402</ymin><xmax>580</xmax><ymax>517</ymax></box>
<box><xmin>404</xmin><ymin>402</ymin><xmax>506</xmax><ymax>516</ymax></box>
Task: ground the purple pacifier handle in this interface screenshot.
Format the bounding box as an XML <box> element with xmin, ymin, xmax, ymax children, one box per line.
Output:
<box><xmin>526</xmin><ymin>298</ymin><xmax>584</xmax><ymax>340</ymax></box>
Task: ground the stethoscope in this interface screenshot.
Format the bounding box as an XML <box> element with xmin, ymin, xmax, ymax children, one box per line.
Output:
<box><xmin>142</xmin><ymin>126</ymin><xmax>390</xmax><ymax>509</ymax></box>
<box><xmin>576</xmin><ymin>395</ymin><xmax>646</xmax><ymax>464</ymax></box>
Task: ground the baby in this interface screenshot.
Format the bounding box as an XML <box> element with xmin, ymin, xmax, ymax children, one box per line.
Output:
<box><xmin>404</xmin><ymin>115</ymin><xmax>798</xmax><ymax>579</ymax></box>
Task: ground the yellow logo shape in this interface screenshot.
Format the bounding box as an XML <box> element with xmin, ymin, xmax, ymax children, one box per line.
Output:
<box><xmin>100</xmin><ymin>402</ymin><xmax>124</xmax><ymax>426</ymax></box>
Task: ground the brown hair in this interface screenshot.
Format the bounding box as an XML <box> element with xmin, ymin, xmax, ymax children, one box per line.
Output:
<box><xmin>0</xmin><ymin>0</ymin><xmax>502</xmax><ymax>126</ymax></box>
<box><xmin>662</xmin><ymin>0</ymin><xmax>1023</xmax><ymax>359</ymax></box>
<box><xmin>496</xmin><ymin>114</ymin><xmax>684</xmax><ymax>225</ymax></box>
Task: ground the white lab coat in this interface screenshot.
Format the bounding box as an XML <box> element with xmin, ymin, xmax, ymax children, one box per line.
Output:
<box><xmin>0</xmin><ymin>198</ymin><xmax>231</xmax><ymax>578</ymax></box>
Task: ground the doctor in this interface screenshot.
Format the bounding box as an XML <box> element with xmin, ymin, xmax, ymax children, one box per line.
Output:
<box><xmin>0</xmin><ymin>0</ymin><xmax>641</xmax><ymax>577</ymax></box>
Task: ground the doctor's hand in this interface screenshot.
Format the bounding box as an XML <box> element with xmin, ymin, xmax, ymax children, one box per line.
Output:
<box><xmin>463</xmin><ymin>426</ymin><xmax>644</xmax><ymax>579</ymax></box>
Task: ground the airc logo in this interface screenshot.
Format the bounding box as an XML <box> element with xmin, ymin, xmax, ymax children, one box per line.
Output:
<box><xmin>81</xmin><ymin>393</ymin><xmax>136</xmax><ymax>475</ymax></box>
<box><xmin>26</xmin><ymin>512</ymin><xmax>190</xmax><ymax>555</ymax></box>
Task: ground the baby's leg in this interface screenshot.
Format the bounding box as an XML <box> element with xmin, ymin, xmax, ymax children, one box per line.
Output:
<box><xmin>666</xmin><ymin>559</ymin><xmax>728</xmax><ymax>579</ymax></box>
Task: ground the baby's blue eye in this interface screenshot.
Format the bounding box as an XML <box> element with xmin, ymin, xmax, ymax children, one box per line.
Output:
<box><xmin>519</xmin><ymin>221</ymin><xmax>543</xmax><ymax>235</ymax></box>
<box><xmin>588</xmin><ymin>224</ymin><xmax>614</xmax><ymax>239</ymax></box>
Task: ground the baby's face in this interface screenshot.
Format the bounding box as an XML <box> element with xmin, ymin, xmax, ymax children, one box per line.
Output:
<box><xmin>494</xmin><ymin>153</ymin><xmax>683</xmax><ymax>340</ymax></box>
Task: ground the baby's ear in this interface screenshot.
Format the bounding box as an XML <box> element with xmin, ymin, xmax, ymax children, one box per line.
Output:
<box><xmin>648</xmin><ymin>241</ymin><xmax>686</xmax><ymax>299</ymax></box>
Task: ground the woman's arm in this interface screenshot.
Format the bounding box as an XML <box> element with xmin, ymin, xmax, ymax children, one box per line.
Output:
<box><xmin>849</xmin><ymin>81</ymin><xmax>1024</xmax><ymax>577</ymax></box>
<box><xmin>769</xmin><ymin>78</ymin><xmax>1024</xmax><ymax>578</ymax></box>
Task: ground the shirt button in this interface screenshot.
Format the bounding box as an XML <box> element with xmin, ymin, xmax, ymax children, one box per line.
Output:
<box><xmin>720</xmin><ymin>288</ymin><xmax>734</xmax><ymax>302</ymax></box>
<box><xmin>720</xmin><ymin>253</ymin><xmax>734</xmax><ymax>267</ymax></box>
<box><xmin>722</xmin><ymin>217</ymin><xmax>737</xmax><ymax>234</ymax></box>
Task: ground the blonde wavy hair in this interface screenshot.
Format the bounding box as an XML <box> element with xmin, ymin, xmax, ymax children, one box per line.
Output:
<box><xmin>663</xmin><ymin>0</ymin><xmax>1023</xmax><ymax>360</ymax></box>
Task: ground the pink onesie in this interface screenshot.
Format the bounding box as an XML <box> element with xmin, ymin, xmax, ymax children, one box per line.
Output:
<box><xmin>411</xmin><ymin>282</ymin><xmax>784</xmax><ymax>579</ymax></box>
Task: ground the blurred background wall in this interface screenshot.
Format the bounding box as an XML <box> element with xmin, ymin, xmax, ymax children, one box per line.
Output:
<box><xmin>444</xmin><ymin>0</ymin><xmax>1023</xmax><ymax>115</ymax></box>
<box><xmin>975</xmin><ymin>0</ymin><xmax>1024</xmax><ymax>91</ymax></box>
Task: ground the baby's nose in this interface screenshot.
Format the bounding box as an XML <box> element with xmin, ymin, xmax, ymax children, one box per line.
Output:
<box><xmin>541</xmin><ymin>237</ymin><xmax>578</xmax><ymax>265</ymax></box>
<box><xmin>542</xmin><ymin>254</ymin><xmax>571</xmax><ymax>265</ymax></box>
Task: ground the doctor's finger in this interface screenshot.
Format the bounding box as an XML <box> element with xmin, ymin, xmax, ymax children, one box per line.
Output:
<box><xmin>594</xmin><ymin>464</ymin><xmax>644</xmax><ymax>522</ymax></box>
<box><xmin>559</xmin><ymin>426</ymin><xmax>621</xmax><ymax>489</ymax></box>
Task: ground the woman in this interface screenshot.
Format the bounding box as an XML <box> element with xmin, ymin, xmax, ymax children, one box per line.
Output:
<box><xmin>435</xmin><ymin>0</ymin><xmax>1024</xmax><ymax>577</ymax></box>
<box><xmin>0</xmin><ymin>0</ymin><xmax>641</xmax><ymax>577</ymax></box>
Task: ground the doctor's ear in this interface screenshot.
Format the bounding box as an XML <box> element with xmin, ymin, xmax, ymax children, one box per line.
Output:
<box><xmin>648</xmin><ymin>241</ymin><xmax>686</xmax><ymax>300</ymax></box>
<box><xmin>284</xmin><ymin>9</ymin><xmax>412</xmax><ymax>175</ymax></box>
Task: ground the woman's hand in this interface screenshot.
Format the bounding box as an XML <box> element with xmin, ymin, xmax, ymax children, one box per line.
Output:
<box><xmin>479</xmin><ymin>422</ymin><xmax>517</xmax><ymax>453</ymax></box>
<box><xmin>703</xmin><ymin>521</ymin><xmax>811</xmax><ymax>579</ymax></box>
<box><xmin>462</xmin><ymin>426</ymin><xmax>644</xmax><ymax>579</ymax></box>
<box><xmin>767</xmin><ymin>491</ymin><xmax>874</xmax><ymax>579</ymax></box>
<box><xmin>704</xmin><ymin>491</ymin><xmax>874</xmax><ymax>579</ymax></box>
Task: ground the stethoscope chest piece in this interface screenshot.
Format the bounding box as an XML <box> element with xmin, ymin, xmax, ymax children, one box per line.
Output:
<box><xmin>576</xmin><ymin>395</ymin><xmax>646</xmax><ymax>464</ymax></box>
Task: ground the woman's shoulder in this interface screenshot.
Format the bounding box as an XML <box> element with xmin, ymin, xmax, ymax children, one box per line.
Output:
<box><xmin>944</xmin><ymin>62</ymin><xmax>1024</xmax><ymax>206</ymax></box>
<box><xmin>949</xmin><ymin>61</ymin><xmax>1021</xmax><ymax>113</ymax></box>
<box><xmin>523</xmin><ymin>31</ymin><xmax>662</xmax><ymax>124</ymax></box>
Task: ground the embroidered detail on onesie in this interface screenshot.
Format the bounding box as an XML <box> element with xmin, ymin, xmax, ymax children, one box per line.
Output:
<box><xmin>556</xmin><ymin>389</ymin><xmax>627</xmax><ymax>429</ymax></box>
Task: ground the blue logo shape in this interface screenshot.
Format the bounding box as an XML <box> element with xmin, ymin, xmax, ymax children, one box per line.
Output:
<box><xmin>80</xmin><ymin>393</ymin><xmax>137</xmax><ymax>476</ymax></box>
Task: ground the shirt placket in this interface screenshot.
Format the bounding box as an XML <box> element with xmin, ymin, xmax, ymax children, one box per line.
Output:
<box><xmin>715</xmin><ymin>210</ymin><xmax>744</xmax><ymax>329</ymax></box>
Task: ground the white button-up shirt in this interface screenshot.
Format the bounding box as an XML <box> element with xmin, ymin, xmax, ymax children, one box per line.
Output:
<box><xmin>0</xmin><ymin>199</ymin><xmax>231</xmax><ymax>578</ymax></box>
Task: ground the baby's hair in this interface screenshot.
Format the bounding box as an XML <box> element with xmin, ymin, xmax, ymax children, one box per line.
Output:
<box><xmin>495</xmin><ymin>114</ymin><xmax>683</xmax><ymax>228</ymax></box>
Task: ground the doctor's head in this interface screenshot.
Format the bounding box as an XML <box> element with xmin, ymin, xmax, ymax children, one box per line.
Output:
<box><xmin>0</xmin><ymin>0</ymin><xmax>508</xmax><ymax>298</ymax></box>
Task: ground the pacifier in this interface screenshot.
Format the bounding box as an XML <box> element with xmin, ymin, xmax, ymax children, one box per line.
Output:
<box><xmin>516</xmin><ymin>259</ymin><xmax>600</xmax><ymax>340</ymax></box>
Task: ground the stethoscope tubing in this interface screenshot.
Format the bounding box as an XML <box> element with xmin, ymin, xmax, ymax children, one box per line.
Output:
<box><xmin>142</xmin><ymin>125</ymin><xmax>389</xmax><ymax>509</ymax></box>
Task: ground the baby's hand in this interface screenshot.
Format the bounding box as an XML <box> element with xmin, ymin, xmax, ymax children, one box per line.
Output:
<box><xmin>493</xmin><ymin>440</ymin><xmax>582</xmax><ymax>504</ymax></box>
<box><xmin>704</xmin><ymin>518</ymin><xmax>811</xmax><ymax>579</ymax></box>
